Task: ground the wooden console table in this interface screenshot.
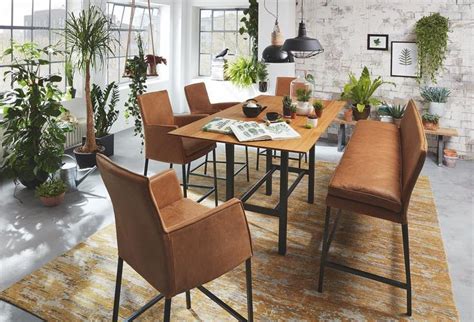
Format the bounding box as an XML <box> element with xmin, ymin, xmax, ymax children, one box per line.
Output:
<box><xmin>334</xmin><ymin>118</ymin><xmax>458</xmax><ymax>166</ymax></box>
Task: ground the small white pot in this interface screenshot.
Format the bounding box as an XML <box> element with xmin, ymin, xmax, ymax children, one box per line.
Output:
<box><xmin>307</xmin><ymin>117</ymin><xmax>318</xmax><ymax>128</ymax></box>
<box><xmin>296</xmin><ymin>101</ymin><xmax>310</xmax><ymax>115</ymax></box>
<box><xmin>379</xmin><ymin>115</ymin><xmax>393</xmax><ymax>123</ymax></box>
<box><xmin>429</xmin><ymin>102</ymin><xmax>446</xmax><ymax>117</ymax></box>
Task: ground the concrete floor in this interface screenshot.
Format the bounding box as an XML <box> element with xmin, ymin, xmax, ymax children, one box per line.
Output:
<box><xmin>0</xmin><ymin>128</ymin><xmax>472</xmax><ymax>320</ymax></box>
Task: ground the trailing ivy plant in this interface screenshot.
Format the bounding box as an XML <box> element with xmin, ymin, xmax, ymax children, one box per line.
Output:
<box><xmin>239</xmin><ymin>0</ymin><xmax>258</xmax><ymax>62</ymax></box>
<box><xmin>124</xmin><ymin>34</ymin><xmax>147</xmax><ymax>145</ymax></box>
<box><xmin>415</xmin><ymin>13</ymin><xmax>449</xmax><ymax>83</ymax></box>
<box><xmin>0</xmin><ymin>42</ymin><xmax>71</xmax><ymax>188</ymax></box>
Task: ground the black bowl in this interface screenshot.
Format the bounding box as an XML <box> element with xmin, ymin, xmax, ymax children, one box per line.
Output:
<box><xmin>242</xmin><ymin>104</ymin><xmax>262</xmax><ymax>118</ymax></box>
<box><xmin>266</xmin><ymin>112</ymin><xmax>280</xmax><ymax>121</ymax></box>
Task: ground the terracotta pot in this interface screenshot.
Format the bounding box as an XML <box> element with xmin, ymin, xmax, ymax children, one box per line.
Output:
<box><xmin>393</xmin><ymin>118</ymin><xmax>402</xmax><ymax>127</ymax></box>
<box><xmin>443</xmin><ymin>149</ymin><xmax>458</xmax><ymax>157</ymax></box>
<box><xmin>315</xmin><ymin>109</ymin><xmax>323</xmax><ymax>118</ymax></box>
<box><xmin>423</xmin><ymin>121</ymin><xmax>439</xmax><ymax>131</ymax></box>
<box><xmin>291</xmin><ymin>112</ymin><xmax>296</xmax><ymax>119</ymax></box>
<box><xmin>352</xmin><ymin>105</ymin><xmax>371</xmax><ymax>120</ymax></box>
<box><xmin>40</xmin><ymin>192</ymin><xmax>65</xmax><ymax>207</ymax></box>
<box><xmin>343</xmin><ymin>109</ymin><xmax>353</xmax><ymax>122</ymax></box>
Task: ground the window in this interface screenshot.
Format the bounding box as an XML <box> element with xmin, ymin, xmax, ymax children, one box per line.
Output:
<box><xmin>106</xmin><ymin>2</ymin><xmax>160</xmax><ymax>84</ymax></box>
<box><xmin>199</xmin><ymin>9</ymin><xmax>250</xmax><ymax>76</ymax></box>
<box><xmin>0</xmin><ymin>0</ymin><xmax>70</xmax><ymax>92</ymax></box>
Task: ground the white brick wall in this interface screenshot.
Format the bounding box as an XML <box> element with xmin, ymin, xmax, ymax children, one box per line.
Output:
<box><xmin>296</xmin><ymin>0</ymin><xmax>474</xmax><ymax>158</ymax></box>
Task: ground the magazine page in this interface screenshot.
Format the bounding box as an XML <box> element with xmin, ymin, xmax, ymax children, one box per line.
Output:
<box><xmin>264</xmin><ymin>122</ymin><xmax>301</xmax><ymax>140</ymax></box>
<box><xmin>230</xmin><ymin>122</ymin><xmax>272</xmax><ymax>142</ymax></box>
<box><xmin>202</xmin><ymin>117</ymin><xmax>242</xmax><ymax>134</ymax></box>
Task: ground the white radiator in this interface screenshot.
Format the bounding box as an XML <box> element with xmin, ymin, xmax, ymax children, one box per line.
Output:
<box><xmin>65</xmin><ymin>119</ymin><xmax>87</xmax><ymax>149</ymax></box>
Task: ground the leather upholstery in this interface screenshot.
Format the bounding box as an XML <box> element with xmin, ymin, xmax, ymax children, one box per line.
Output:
<box><xmin>138</xmin><ymin>90</ymin><xmax>216</xmax><ymax>164</ymax></box>
<box><xmin>184</xmin><ymin>82</ymin><xmax>239</xmax><ymax>114</ymax></box>
<box><xmin>327</xmin><ymin>100</ymin><xmax>427</xmax><ymax>224</ymax></box>
<box><xmin>275</xmin><ymin>77</ymin><xmax>296</xmax><ymax>96</ymax></box>
<box><xmin>97</xmin><ymin>154</ymin><xmax>253</xmax><ymax>298</ymax></box>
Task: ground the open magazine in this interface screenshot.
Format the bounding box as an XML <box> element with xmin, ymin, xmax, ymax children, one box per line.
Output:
<box><xmin>202</xmin><ymin>117</ymin><xmax>242</xmax><ymax>134</ymax></box>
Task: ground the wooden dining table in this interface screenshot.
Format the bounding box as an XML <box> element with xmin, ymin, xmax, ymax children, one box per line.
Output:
<box><xmin>170</xmin><ymin>95</ymin><xmax>346</xmax><ymax>255</ymax></box>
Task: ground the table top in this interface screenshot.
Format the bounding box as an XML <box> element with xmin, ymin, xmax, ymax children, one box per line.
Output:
<box><xmin>170</xmin><ymin>95</ymin><xmax>346</xmax><ymax>153</ymax></box>
<box><xmin>332</xmin><ymin>117</ymin><xmax>458</xmax><ymax>136</ymax></box>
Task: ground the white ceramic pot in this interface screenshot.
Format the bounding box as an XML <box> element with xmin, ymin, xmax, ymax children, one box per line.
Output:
<box><xmin>379</xmin><ymin>115</ymin><xmax>393</xmax><ymax>123</ymax></box>
<box><xmin>429</xmin><ymin>102</ymin><xmax>446</xmax><ymax>117</ymax></box>
<box><xmin>296</xmin><ymin>101</ymin><xmax>310</xmax><ymax>115</ymax></box>
<box><xmin>307</xmin><ymin>117</ymin><xmax>318</xmax><ymax>128</ymax></box>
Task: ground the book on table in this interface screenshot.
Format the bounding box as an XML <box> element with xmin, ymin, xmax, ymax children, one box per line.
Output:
<box><xmin>202</xmin><ymin>117</ymin><xmax>301</xmax><ymax>142</ymax></box>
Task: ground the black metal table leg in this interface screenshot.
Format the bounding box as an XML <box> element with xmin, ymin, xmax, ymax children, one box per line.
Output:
<box><xmin>437</xmin><ymin>135</ymin><xmax>444</xmax><ymax>166</ymax></box>
<box><xmin>266</xmin><ymin>149</ymin><xmax>273</xmax><ymax>196</ymax></box>
<box><xmin>225</xmin><ymin>144</ymin><xmax>235</xmax><ymax>201</ymax></box>
<box><xmin>278</xmin><ymin>151</ymin><xmax>289</xmax><ymax>255</ymax></box>
<box><xmin>337</xmin><ymin>123</ymin><xmax>346</xmax><ymax>152</ymax></box>
<box><xmin>308</xmin><ymin>144</ymin><xmax>315</xmax><ymax>204</ymax></box>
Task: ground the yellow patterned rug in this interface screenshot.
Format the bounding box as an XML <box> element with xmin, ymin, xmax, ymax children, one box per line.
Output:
<box><xmin>0</xmin><ymin>158</ymin><xmax>458</xmax><ymax>321</ymax></box>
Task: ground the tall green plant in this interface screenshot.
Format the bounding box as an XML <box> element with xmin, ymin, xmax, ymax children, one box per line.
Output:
<box><xmin>91</xmin><ymin>82</ymin><xmax>119</xmax><ymax>138</ymax></box>
<box><xmin>239</xmin><ymin>0</ymin><xmax>258</xmax><ymax>62</ymax></box>
<box><xmin>65</xmin><ymin>6</ymin><xmax>116</xmax><ymax>153</ymax></box>
<box><xmin>124</xmin><ymin>34</ymin><xmax>148</xmax><ymax>143</ymax></box>
<box><xmin>0</xmin><ymin>42</ymin><xmax>70</xmax><ymax>187</ymax></box>
<box><xmin>226</xmin><ymin>56</ymin><xmax>257</xmax><ymax>87</ymax></box>
<box><xmin>341</xmin><ymin>66</ymin><xmax>395</xmax><ymax>112</ymax></box>
<box><xmin>415</xmin><ymin>13</ymin><xmax>449</xmax><ymax>83</ymax></box>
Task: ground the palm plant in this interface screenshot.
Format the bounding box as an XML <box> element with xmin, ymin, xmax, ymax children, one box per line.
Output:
<box><xmin>65</xmin><ymin>6</ymin><xmax>116</xmax><ymax>153</ymax></box>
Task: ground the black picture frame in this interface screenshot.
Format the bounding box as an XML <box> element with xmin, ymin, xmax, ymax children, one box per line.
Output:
<box><xmin>390</xmin><ymin>41</ymin><xmax>420</xmax><ymax>78</ymax></box>
<box><xmin>367</xmin><ymin>34</ymin><xmax>389</xmax><ymax>51</ymax></box>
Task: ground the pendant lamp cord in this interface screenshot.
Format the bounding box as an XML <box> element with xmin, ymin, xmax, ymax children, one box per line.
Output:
<box><xmin>264</xmin><ymin>0</ymin><xmax>278</xmax><ymax>23</ymax></box>
<box><xmin>300</xmin><ymin>0</ymin><xmax>304</xmax><ymax>22</ymax></box>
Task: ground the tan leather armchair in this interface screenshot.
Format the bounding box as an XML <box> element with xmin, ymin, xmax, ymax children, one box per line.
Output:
<box><xmin>138</xmin><ymin>90</ymin><xmax>218</xmax><ymax>206</ymax></box>
<box><xmin>96</xmin><ymin>154</ymin><xmax>253</xmax><ymax>321</ymax></box>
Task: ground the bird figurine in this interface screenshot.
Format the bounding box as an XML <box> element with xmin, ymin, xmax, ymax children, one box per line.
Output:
<box><xmin>215</xmin><ymin>48</ymin><xmax>229</xmax><ymax>59</ymax></box>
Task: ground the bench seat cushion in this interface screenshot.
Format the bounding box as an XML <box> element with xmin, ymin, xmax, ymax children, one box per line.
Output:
<box><xmin>328</xmin><ymin>120</ymin><xmax>402</xmax><ymax>213</ymax></box>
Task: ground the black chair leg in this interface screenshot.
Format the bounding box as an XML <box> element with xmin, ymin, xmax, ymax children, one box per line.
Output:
<box><xmin>144</xmin><ymin>158</ymin><xmax>149</xmax><ymax>176</ymax></box>
<box><xmin>246</xmin><ymin>258</ymin><xmax>254</xmax><ymax>322</ymax></box>
<box><xmin>182</xmin><ymin>164</ymin><xmax>188</xmax><ymax>198</ymax></box>
<box><xmin>318</xmin><ymin>206</ymin><xmax>331</xmax><ymax>293</ymax></box>
<box><xmin>112</xmin><ymin>257</ymin><xmax>123</xmax><ymax>322</ymax></box>
<box><xmin>245</xmin><ymin>146</ymin><xmax>250</xmax><ymax>182</ymax></box>
<box><xmin>212</xmin><ymin>149</ymin><xmax>219</xmax><ymax>206</ymax></box>
<box><xmin>164</xmin><ymin>298</ymin><xmax>172</xmax><ymax>322</ymax></box>
<box><xmin>256</xmin><ymin>148</ymin><xmax>260</xmax><ymax>170</ymax></box>
<box><xmin>402</xmin><ymin>224</ymin><xmax>412</xmax><ymax>316</ymax></box>
<box><xmin>204</xmin><ymin>153</ymin><xmax>209</xmax><ymax>175</ymax></box>
<box><xmin>298</xmin><ymin>153</ymin><xmax>302</xmax><ymax>168</ymax></box>
<box><xmin>186</xmin><ymin>162</ymin><xmax>191</xmax><ymax>185</ymax></box>
<box><xmin>305</xmin><ymin>152</ymin><xmax>308</xmax><ymax>163</ymax></box>
<box><xmin>186</xmin><ymin>291</ymin><xmax>191</xmax><ymax>309</ymax></box>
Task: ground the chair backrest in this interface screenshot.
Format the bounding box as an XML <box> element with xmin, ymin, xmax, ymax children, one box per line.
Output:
<box><xmin>184</xmin><ymin>82</ymin><xmax>212</xmax><ymax>113</ymax></box>
<box><xmin>96</xmin><ymin>154</ymin><xmax>173</xmax><ymax>292</ymax></box>
<box><xmin>138</xmin><ymin>90</ymin><xmax>175</xmax><ymax>126</ymax></box>
<box><xmin>275</xmin><ymin>77</ymin><xmax>296</xmax><ymax>96</ymax></box>
<box><xmin>399</xmin><ymin>100</ymin><xmax>427</xmax><ymax>219</ymax></box>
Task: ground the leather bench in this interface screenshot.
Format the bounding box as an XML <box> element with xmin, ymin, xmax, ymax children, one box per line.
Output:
<box><xmin>318</xmin><ymin>100</ymin><xmax>427</xmax><ymax>316</ymax></box>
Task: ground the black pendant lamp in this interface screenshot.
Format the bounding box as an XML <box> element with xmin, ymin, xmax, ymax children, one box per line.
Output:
<box><xmin>282</xmin><ymin>0</ymin><xmax>324</xmax><ymax>59</ymax></box>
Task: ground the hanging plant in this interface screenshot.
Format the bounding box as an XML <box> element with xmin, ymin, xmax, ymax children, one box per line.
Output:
<box><xmin>415</xmin><ymin>13</ymin><xmax>449</xmax><ymax>83</ymax></box>
<box><xmin>239</xmin><ymin>0</ymin><xmax>258</xmax><ymax>62</ymax></box>
<box><xmin>124</xmin><ymin>34</ymin><xmax>147</xmax><ymax>145</ymax></box>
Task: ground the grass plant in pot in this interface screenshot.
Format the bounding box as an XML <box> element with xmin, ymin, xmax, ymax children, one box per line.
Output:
<box><xmin>312</xmin><ymin>100</ymin><xmax>324</xmax><ymax>118</ymax></box>
<box><xmin>420</xmin><ymin>86</ymin><xmax>450</xmax><ymax>117</ymax></box>
<box><xmin>386</xmin><ymin>104</ymin><xmax>406</xmax><ymax>127</ymax></box>
<box><xmin>422</xmin><ymin>113</ymin><xmax>440</xmax><ymax>131</ymax></box>
<box><xmin>341</xmin><ymin>66</ymin><xmax>395</xmax><ymax>121</ymax></box>
<box><xmin>295</xmin><ymin>88</ymin><xmax>312</xmax><ymax>115</ymax></box>
<box><xmin>256</xmin><ymin>61</ymin><xmax>268</xmax><ymax>92</ymax></box>
<box><xmin>65</xmin><ymin>6</ymin><xmax>116</xmax><ymax>168</ymax></box>
<box><xmin>0</xmin><ymin>42</ymin><xmax>70</xmax><ymax>189</ymax></box>
<box><xmin>36</xmin><ymin>179</ymin><xmax>67</xmax><ymax>207</ymax></box>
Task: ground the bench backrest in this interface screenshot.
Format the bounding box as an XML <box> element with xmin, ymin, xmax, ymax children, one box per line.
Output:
<box><xmin>400</xmin><ymin>100</ymin><xmax>428</xmax><ymax>220</ymax></box>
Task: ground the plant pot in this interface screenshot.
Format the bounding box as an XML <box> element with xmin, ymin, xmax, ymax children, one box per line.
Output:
<box><xmin>40</xmin><ymin>192</ymin><xmax>65</xmax><ymax>207</ymax></box>
<box><xmin>315</xmin><ymin>109</ymin><xmax>323</xmax><ymax>118</ymax></box>
<box><xmin>343</xmin><ymin>109</ymin><xmax>353</xmax><ymax>122</ymax></box>
<box><xmin>423</xmin><ymin>121</ymin><xmax>439</xmax><ymax>131</ymax></box>
<box><xmin>379</xmin><ymin>115</ymin><xmax>393</xmax><ymax>123</ymax></box>
<box><xmin>307</xmin><ymin>116</ymin><xmax>318</xmax><ymax>128</ymax></box>
<box><xmin>74</xmin><ymin>146</ymin><xmax>105</xmax><ymax>169</ymax></box>
<box><xmin>352</xmin><ymin>105</ymin><xmax>371</xmax><ymax>120</ymax></box>
<box><xmin>429</xmin><ymin>102</ymin><xmax>446</xmax><ymax>117</ymax></box>
<box><xmin>444</xmin><ymin>149</ymin><xmax>457</xmax><ymax>157</ymax></box>
<box><xmin>19</xmin><ymin>175</ymin><xmax>48</xmax><ymax>189</ymax></box>
<box><xmin>443</xmin><ymin>154</ymin><xmax>458</xmax><ymax>168</ymax></box>
<box><xmin>82</xmin><ymin>133</ymin><xmax>114</xmax><ymax>157</ymax></box>
<box><xmin>258</xmin><ymin>81</ymin><xmax>268</xmax><ymax>92</ymax></box>
<box><xmin>393</xmin><ymin>118</ymin><xmax>402</xmax><ymax>127</ymax></box>
<box><xmin>296</xmin><ymin>101</ymin><xmax>310</xmax><ymax>115</ymax></box>
<box><xmin>291</xmin><ymin>112</ymin><xmax>296</xmax><ymax>119</ymax></box>
<box><xmin>283</xmin><ymin>105</ymin><xmax>292</xmax><ymax>118</ymax></box>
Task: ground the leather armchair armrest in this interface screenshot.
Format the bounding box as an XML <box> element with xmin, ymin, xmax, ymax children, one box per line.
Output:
<box><xmin>174</xmin><ymin>114</ymin><xmax>209</xmax><ymax>127</ymax></box>
<box><xmin>149</xmin><ymin>169</ymin><xmax>182</xmax><ymax>209</ymax></box>
<box><xmin>143</xmin><ymin>124</ymin><xmax>185</xmax><ymax>163</ymax></box>
<box><xmin>211</xmin><ymin>102</ymin><xmax>240</xmax><ymax>111</ymax></box>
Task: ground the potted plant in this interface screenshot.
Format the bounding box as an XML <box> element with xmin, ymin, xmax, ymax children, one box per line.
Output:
<box><xmin>226</xmin><ymin>56</ymin><xmax>257</xmax><ymax>88</ymax></box>
<box><xmin>420</xmin><ymin>86</ymin><xmax>450</xmax><ymax>117</ymax></box>
<box><xmin>290</xmin><ymin>103</ymin><xmax>297</xmax><ymax>119</ymax></box>
<box><xmin>124</xmin><ymin>35</ymin><xmax>148</xmax><ymax>145</ymax></box>
<box><xmin>36</xmin><ymin>179</ymin><xmax>67</xmax><ymax>207</ymax></box>
<box><xmin>256</xmin><ymin>61</ymin><xmax>268</xmax><ymax>92</ymax></box>
<box><xmin>0</xmin><ymin>42</ymin><xmax>71</xmax><ymax>188</ymax></box>
<box><xmin>341</xmin><ymin>66</ymin><xmax>395</xmax><ymax>121</ymax></box>
<box><xmin>87</xmin><ymin>82</ymin><xmax>119</xmax><ymax>157</ymax></box>
<box><xmin>306</xmin><ymin>107</ymin><xmax>318</xmax><ymax>128</ymax></box>
<box><xmin>415</xmin><ymin>13</ymin><xmax>449</xmax><ymax>83</ymax></box>
<box><xmin>443</xmin><ymin>148</ymin><xmax>458</xmax><ymax>168</ymax></box>
<box><xmin>386</xmin><ymin>104</ymin><xmax>406</xmax><ymax>127</ymax></box>
<box><xmin>422</xmin><ymin>113</ymin><xmax>440</xmax><ymax>130</ymax></box>
<box><xmin>282</xmin><ymin>95</ymin><xmax>292</xmax><ymax>118</ymax></box>
<box><xmin>295</xmin><ymin>88</ymin><xmax>312</xmax><ymax>115</ymax></box>
<box><xmin>145</xmin><ymin>54</ymin><xmax>167</xmax><ymax>76</ymax></box>
<box><xmin>65</xmin><ymin>6</ymin><xmax>116</xmax><ymax>168</ymax></box>
<box><xmin>312</xmin><ymin>100</ymin><xmax>324</xmax><ymax>118</ymax></box>
<box><xmin>377</xmin><ymin>104</ymin><xmax>393</xmax><ymax>123</ymax></box>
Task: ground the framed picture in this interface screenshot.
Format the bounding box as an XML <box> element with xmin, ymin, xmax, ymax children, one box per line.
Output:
<box><xmin>391</xmin><ymin>41</ymin><xmax>420</xmax><ymax>78</ymax></box>
<box><xmin>367</xmin><ymin>34</ymin><xmax>388</xmax><ymax>50</ymax></box>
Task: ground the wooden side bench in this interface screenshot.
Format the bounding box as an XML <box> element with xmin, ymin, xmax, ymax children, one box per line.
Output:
<box><xmin>333</xmin><ymin>118</ymin><xmax>458</xmax><ymax>166</ymax></box>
